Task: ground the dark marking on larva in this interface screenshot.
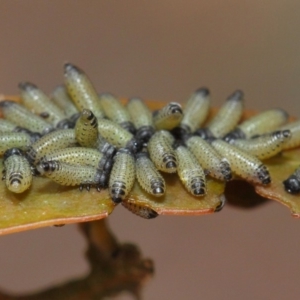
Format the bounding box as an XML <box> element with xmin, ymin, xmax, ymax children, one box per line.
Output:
<box><xmin>283</xmin><ymin>166</ymin><xmax>300</xmax><ymax>194</ymax></box>
<box><xmin>121</xmin><ymin>201</ymin><xmax>158</xmax><ymax>219</ymax></box>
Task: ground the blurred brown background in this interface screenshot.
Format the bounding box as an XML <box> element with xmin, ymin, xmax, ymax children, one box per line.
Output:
<box><xmin>1</xmin><ymin>1</ymin><xmax>300</xmax><ymax>299</ymax></box>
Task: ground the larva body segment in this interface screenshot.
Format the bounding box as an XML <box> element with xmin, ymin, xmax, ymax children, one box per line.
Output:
<box><xmin>0</xmin><ymin>119</ymin><xmax>18</xmax><ymax>133</ymax></box>
<box><xmin>224</xmin><ymin>108</ymin><xmax>289</xmax><ymax>142</ymax></box>
<box><xmin>19</xmin><ymin>82</ymin><xmax>69</xmax><ymax>128</ymax></box>
<box><xmin>0</xmin><ymin>132</ymin><xmax>33</xmax><ymax>155</ymax></box>
<box><xmin>195</xmin><ymin>90</ymin><xmax>244</xmax><ymax>139</ymax></box>
<box><xmin>153</xmin><ymin>102</ymin><xmax>183</xmax><ymax>131</ymax></box>
<box><xmin>3</xmin><ymin>148</ymin><xmax>32</xmax><ymax>193</ymax></box>
<box><xmin>37</xmin><ymin>160</ymin><xmax>101</xmax><ymax>187</ymax></box>
<box><xmin>64</xmin><ymin>63</ymin><xmax>105</xmax><ymax>119</ymax></box>
<box><xmin>109</xmin><ymin>148</ymin><xmax>136</xmax><ymax>203</ymax></box>
<box><xmin>148</xmin><ymin>131</ymin><xmax>177</xmax><ymax>173</ymax></box>
<box><xmin>186</xmin><ymin>136</ymin><xmax>232</xmax><ymax>181</ymax></box>
<box><xmin>180</xmin><ymin>87</ymin><xmax>211</xmax><ymax>133</ymax></box>
<box><xmin>75</xmin><ymin>109</ymin><xmax>98</xmax><ymax>147</ymax></box>
<box><xmin>211</xmin><ymin>139</ymin><xmax>271</xmax><ymax>185</ymax></box>
<box><xmin>121</xmin><ymin>200</ymin><xmax>158</xmax><ymax>219</ymax></box>
<box><xmin>0</xmin><ymin>100</ymin><xmax>53</xmax><ymax>135</ymax></box>
<box><xmin>135</xmin><ymin>151</ymin><xmax>165</xmax><ymax>197</ymax></box>
<box><xmin>231</xmin><ymin>130</ymin><xmax>291</xmax><ymax>160</ymax></box>
<box><xmin>283</xmin><ymin>166</ymin><xmax>300</xmax><ymax>194</ymax></box>
<box><xmin>175</xmin><ymin>145</ymin><xmax>206</xmax><ymax>196</ymax></box>
<box><xmin>27</xmin><ymin>129</ymin><xmax>77</xmax><ymax>164</ymax></box>
<box><xmin>97</xmin><ymin>118</ymin><xmax>141</xmax><ymax>153</ymax></box>
<box><xmin>51</xmin><ymin>84</ymin><xmax>79</xmax><ymax>119</ymax></box>
<box><xmin>99</xmin><ymin>93</ymin><xmax>135</xmax><ymax>133</ymax></box>
<box><xmin>126</xmin><ymin>97</ymin><xmax>155</xmax><ymax>142</ymax></box>
<box><xmin>279</xmin><ymin>120</ymin><xmax>300</xmax><ymax>150</ymax></box>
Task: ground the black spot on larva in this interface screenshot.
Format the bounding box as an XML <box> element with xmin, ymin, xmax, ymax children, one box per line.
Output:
<box><xmin>283</xmin><ymin>175</ymin><xmax>300</xmax><ymax>194</ymax></box>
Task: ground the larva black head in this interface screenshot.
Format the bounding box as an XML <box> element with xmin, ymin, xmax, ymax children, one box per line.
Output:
<box><xmin>194</xmin><ymin>128</ymin><xmax>215</xmax><ymax>140</ymax></box>
<box><xmin>56</xmin><ymin>119</ymin><xmax>75</xmax><ymax>129</ymax></box>
<box><xmin>64</xmin><ymin>63</ymin><xmax>83</xmax><ymax>75</ymax></box>
<box><xmin>171</xmin><ymin>125</ymin><xmax>190</xmax><ymax>140</ymax></box>
<box><xmin>135</xmin><ymin>150</ymin><xmax>149</xmax><ymax>160</ymax></box>
<box><xmin>36</xmin><ymin>160</ymin><xmax>58</xmax><ymax>174</ymax></box>
<box><xmin>100</xmin><ymin>142</ymin><xmax>117</xmax><ymax>159</ymax></box>
<box><xmin>29</xmin><ymin>132</ymin><xmax>42</xmax><ymax>143</ymax></box>
<box><xmin>283</xmin><ymin>175</ymin><xmax>300</xmax><ymax>194</ymax></box>
<box><xmin>126</xmin><ymin>137</ymin><xmax>143</xmax><ymax>154</ymax></box>
<box><xmin>0</xmin><ymin>100</ymin><xmax>14</xmax><ymax>108</ymax></box>
<box><xmin>271</xmin><ymin>129</ymin><xmax>291</xmax><ymax>140</ymax></box>
<box><xmin>120</xmin><ymin>121</ymin><xmax>136</xmax><ymax>135</ymax></box>
<box><xmin>151</xmin><ymin>181</ymin><xmax>165</xmax><ymax>196</ymax></box>
<box><xmin>223</xmin><ymin>128</ymin><xmax>246</xmax><ymax>143</ymax></box>
<box><xmin>3</xmin><ymin>148</ymin><xmax>23</xmax><ymax>162</ymax></box>
<box><xmin>227</xmin><ymin>90</ymin><xmax>244</xmax><ymax>102</ymax></box>
<box><xmin>195</xmin><ymin>87</ymin><xmax>210</xmax><ymax>97</ymax></box>
<box><xmin>135</xmin><ymin>126</ymin><xmax>155</xmax><ymax>143</ymax></box>
<box><xmin>220</xmin><ymin>160</ymin><xmax>232</xmax><ymax>181</ymax></box>
<box><xmin>169</xmin><ymin>103</ymin><xmax>183</xmax><ymax>115</ymax></box>
<box><xmin>18</xmin><ymin>81</ymin><xmax>38</xmax><ymax>91</ymax></box>
<box><xmin>70</xmin><ymin>113</ymin><xmax>80</xmax><ymax>124</ymax></box>
<box><xmin>191</xmin><ymin>179</ymin><xmax>206</xmax><ymax>196</ymax></box>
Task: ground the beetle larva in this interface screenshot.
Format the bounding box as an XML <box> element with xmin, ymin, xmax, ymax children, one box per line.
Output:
<box><xmin>224</xmin><ymin>108</ymin><xmax>289</xmax><ymax>142</ymax></box>
<box><xmin>279</xmin><ymin>120</ymin><xmax>300</xmax><ymax>150</ymax></box>
<box><xmin>0</xmin><ymin>119</ymin><xmax>18</xmax><ymax>133</ymax></box>
<box><xmin>211</xmin><ymin>139</ymin><xmax>271</xmax><ymax>185</ymax></box>
<box><xmin>148</xmin><ymin>131</ymin><xmax>177</xmax><ymax>173</ymax></box>
<box><xmin>126</xmin><ymin>97</ymin><xmax>155</xmax><ymax>142</ymax></box>
<box><xmin>153</xmin><ymin>102</ymin><xmax>183</xmax><ymax>131</ymax></box>
<box><xmin>195</xmin><ymin>90</ymin><xmax>244</xmax><ymax>139</ymax></box>
<box><xmin>26</xmin><ymin>129</ymin><xmax>77</xmax><ymax>164</ymax></box>
<box><xmin>175</xmin><ymin>145</ymin><xmax>206</xmax><ymax>196</ymax></box>
<box><xmin>185</xmin><ymin>135</ymin><xmax>232</xmax><ymax>181</ymax></box>
<box><xmin>2</xmin><ymin>148</ymin><xmax>32</xmax><ymax>193</ymax></box>
<box><xmin>99</xmin><ymin>93</ymin><xmax>135</xmax><ymax>134</ymax></box>
<box><xmin>0</xmin><ymin>100</ymin><xmax>53</xmax><ymax>135</ymax></box>
<box><xmin>121</xmin><ymin>200</ymin><xmax>158</xmax><ymax>219</ymax></box>
<box><xmin>109</xmin><ymin>148</ymin><xmax>136</xmax><ymax>203</ymax></box>
<box><xmin>97</xmin><ymin>118</ymin><xmax>141</xmax><ymax>153</ymax></box>
<box><xmin>179</xmin><ymin>87</ymin><xmax>211</xmax><ymax>134</ymax></box>
<box><xmin>283</xmin><ymin>165</ymin><xmax>300</xmax><ymax>194</ymax></box>
<box><xmin>0</xmin><ymin>132</ymin><xmax>34</xmax><ymax>155</ymax></box>
<box><xmin>75</xmin><ymin>109</ymin><xmax>98</xmax><ymax>147</ymax></box>
<box><xmin>37</xmin><ymin>160</ymin><xmax>102</xmax><ymax>189</ymax></box>
<box><xmin>135</xmin><ymin>151</ymin><xmax>165</xmax><ymax>197</ymax></box>
<box><xmin>18</xmin><ymin>82</ymin><xmax>72</xmax><ymax>129</ymax></box>
<box><xmin>51</xmin><ymin>84</ymin><xmax>79</xmax><ymax>119</ymax></box>
<box><xmin>64</xmin><ymin>63</ymin><xmax>105</xmax><ymax>119</ymax></box>
<box><xmin>230</xmin><ymin>130</ymin><xmax>291</xmax><ymax>160</ymax></box>
<box><xmin>41</xmin><ymin>147</ymin><xmax>112</xmax><ymax>173</ymax></box>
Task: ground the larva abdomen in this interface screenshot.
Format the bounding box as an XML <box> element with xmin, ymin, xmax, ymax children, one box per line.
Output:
<box><xmin>135</xmin><ymin>151</ymin><xmax>165</xmax><ymax>197</ymax></box>
<box><xmin>186</xmin><ymin>136</ymin><xmax>232</xmax><ymax>181</ymax></box>
<box><xmin>19</xmin><ymin>82</ymin><xmax>67</xmax><ymax>127</ymax></box>
<box><xmin>26</xmin><ymin>129</ymin><xmax>77</xmax><ymax>164</ymax></box>
<box><xmin>75</xmin><ymin>109</ymin><xmax>98</xmax><ymax>147</ymax></box>
<box><xmin>195</xmin><ymin>90</ymin><xmax>244</xmax><ymax>139</ymax></box>
<box><xmin>148</xmin><ymin>131</ymin><xmax>177</xmax><ymax>173</ymax></box>
<box><xmin>64</xmin><ymin>63</ymin><xmax>105</xmax><ymax>119</ymax></box>
<box><xmin>0</xmin><ymin>100</ymin><xmax>53</xmax><ymax>135</ymax></box>
<box><xmin>180</xmin><ymin>87</ymin><xmax>211</xmax><ymax>133</ymax></box>
<box><xmin>231</xmin><ymin>130</ymin><xmax>291</xmax><ymax>160</ymax></box>
<box><xmin>37</xmin><ymin>160</ymin><xmax>101</xmax><ymax>187</ymax></box>
<box><xmin>212</xmin><ymin>139</ymin><xmax>271</xmax><ymax>185</ymax></box>
<box><xmin>175</xmin><ymin>145</ymin><xmax>206</xmax><ymax>196</ymax></box>
<box><xmin>99</xmin><ymin>93</ymin><xmax>135</xmax><ymax>133</ymax></box>
<box><xmin>224</xmin><ymin>108</ymin><xmax>289</xmax><ymax>142</ymax></box>
<box><xmin>109</xmin><ymin>149</ymin><xmax>136</xmax><ymax>203</ymax></box>
<box><xmin>121</xmin><ymin>200</ymin><xmax>158</xmax><ymax>219</ymax></box>
<box><xmin>0</xmin><ymin>132</ymin><xmax>32</xmax><ymax>155</ymax></box>
<box><xmin>3</xmin><ymin>148</ymin><xmax>32</xmax><ymax>193</ymax></box>
<box><xmin>126</xmin><ymin>97</ymin><xmax>154</xmax><ymax>142</ymax></box>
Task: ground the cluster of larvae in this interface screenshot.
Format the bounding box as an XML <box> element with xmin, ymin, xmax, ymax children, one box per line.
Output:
<box><xmin>1</xmin><ymin>63</ymin><xmax>300</xmax><ymax>219</ymax></box>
